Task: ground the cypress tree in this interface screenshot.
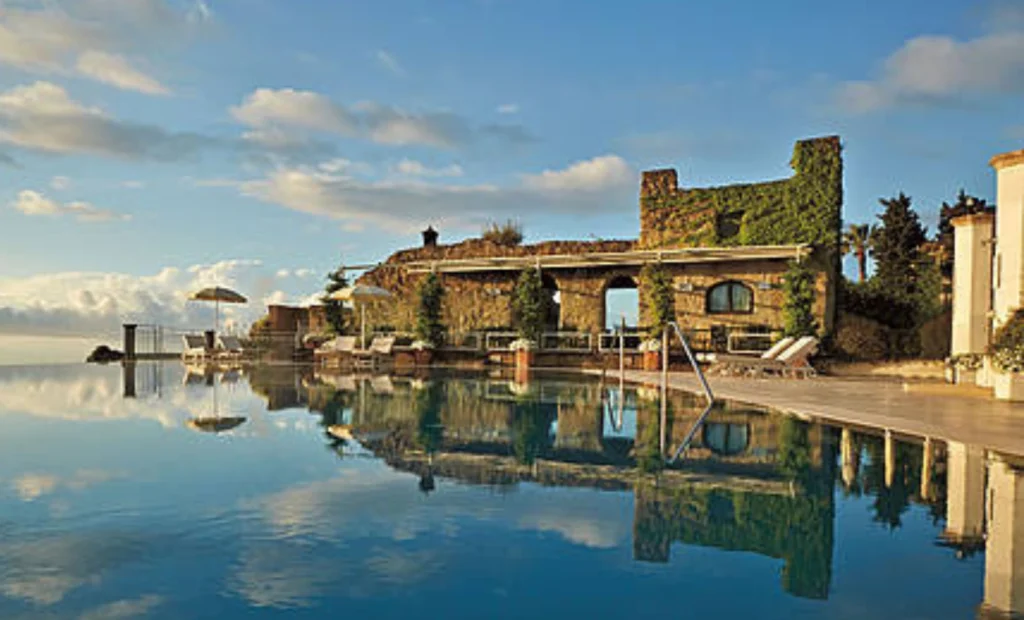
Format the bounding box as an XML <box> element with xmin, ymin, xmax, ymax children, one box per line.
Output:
<box><xmin>873</xmin><ymin>192</ymin><xmax>927</xmax><ymax>303</ymax></box>
<box><xmin>321</xmin><ymin>265</ymin><xmax>349</xmax><ymax>334</ymax></box>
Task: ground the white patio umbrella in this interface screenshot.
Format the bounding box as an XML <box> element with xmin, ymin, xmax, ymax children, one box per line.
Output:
<box><xmin>189</xmin><ymin>286</ymin><xmax>247</xmax><ymax>333</ymax></box>
<box><xmin>328</xmin><ymin>284</ymin><xmax>393</xmax><ymax>349</ymax></box>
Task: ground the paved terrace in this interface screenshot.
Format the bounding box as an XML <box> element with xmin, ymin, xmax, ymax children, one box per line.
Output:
<box><xmin>587</xmin><ymin>370</ymin><xmax>1024</xmax><ymax>458</ymax></box>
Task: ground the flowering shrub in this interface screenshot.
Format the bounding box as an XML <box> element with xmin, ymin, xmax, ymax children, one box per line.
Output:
<box><xmin>510</xmin><ymin>338</ymin><xmax>535</xmax><ymax>352</ymax></box>
<box><xmin>990</xmin><ymin>310</ymin><xmax>1024</xmax><ymax>373</ymax></box>
<box><xmin>948</xmin><ymin>353</ymin><xmax>983</xmax><ymax>371</ymax></box>
<box><xmin>638</xmin><ymin>339</ymin><xmax>661</xmax><ymax>353</ymax></box>
<box><xmin>411</xmin><ymin>340</ymin><xmax>434</xmax><ymax>351</ymax></box>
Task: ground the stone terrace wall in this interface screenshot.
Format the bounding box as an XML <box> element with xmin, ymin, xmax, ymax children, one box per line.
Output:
<box><xmin>358</xmin><ymin>238</ymin><xmax>636</xmax><ymax>335</ymax></box>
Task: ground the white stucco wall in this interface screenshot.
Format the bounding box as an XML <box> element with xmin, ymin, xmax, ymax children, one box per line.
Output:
<box><xmin>951</xmin><ymin>214</ymin><xmax>994</xmax><ymax>355</ymax></box>
<box><xmin>993</xmin><ymin>156</ymin><xmax>1024</xmax><ymax>324</ymax></box>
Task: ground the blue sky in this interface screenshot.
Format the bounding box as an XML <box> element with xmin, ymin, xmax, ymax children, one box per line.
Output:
<box><xmin>0</xmin><ymin>0</ymin><xmax>1022</xmax><ymax>337</ymax></box>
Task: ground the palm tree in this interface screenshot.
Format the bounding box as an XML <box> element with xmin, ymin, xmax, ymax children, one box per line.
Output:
<box><xmin>842</xmin><ymin>223</ymin><xmax>875</xmax><ymax>283</ymax></box>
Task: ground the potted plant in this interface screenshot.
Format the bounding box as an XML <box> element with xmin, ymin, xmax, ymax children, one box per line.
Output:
<box><xmin>639</xmin><ymin>338</ymin><xmax>661</xmax><ymax>371</ymax></box>
<box><xmin>947</xmin><ymin>353</ymin><xmax>983</xmax><ymax>385</ymax></box>
<box><xmin>511</xmin><ymin>268</ymin><xmax>546</xmax><ymax>371</ymax></box>
<box><xmin>989</xmin><ymin>309</ymin><xmax>1024</xmax><ymax>401</ymax></box>
<box><xmin>413</xmin><ymin>272</ymin><xmax>444</xmax><ymax>366</ymax></box>
<box><xmin>640</xmin><ymin>263</ymin><xmax>674</xmax><ymax>372</ymax></box>
<box><xmin>411</xmin><ymin>339</ymin><xmax>435</xmax><ymax>366</ymax></box>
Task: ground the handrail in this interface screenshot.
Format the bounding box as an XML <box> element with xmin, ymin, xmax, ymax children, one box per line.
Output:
<box><xmin>664</xmin><ymin>321</ymin><xmax>715</xmax><ymax>462</ymax></box>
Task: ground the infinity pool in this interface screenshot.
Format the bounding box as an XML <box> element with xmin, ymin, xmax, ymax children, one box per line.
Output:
<box><xmin>0</xmin><ymin>362</ymin><xmax>1009</xmax><ymax>618</ymax></box>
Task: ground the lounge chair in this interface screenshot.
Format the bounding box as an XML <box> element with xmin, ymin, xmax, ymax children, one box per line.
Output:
<box><xmin>714</xmin><ymin>336</ymin><xmax>820</xmax><ymax>378</ymax></box>
<box><xmin>352</xmin><ymin>336</ymin><xmax>396</xmax><ymax>370</ymax></box>
<box><xmin>182</xmin><ymin>334</ymin><xmax>210</xmax><ymax>362</ymax></box>
<box><xmin>314</xmin><ymin>336</ymin><xmax>358</xmax><ymax>367</ymax></box>
<box><xmin>216</xmin><ymin>335</ymin><xmax>246</xmax><ymax>361</ymax></box>
<box><xmin>713</xmin><ymin>335</ymin><xmax>795</xmax><ymax>365</ymax></box>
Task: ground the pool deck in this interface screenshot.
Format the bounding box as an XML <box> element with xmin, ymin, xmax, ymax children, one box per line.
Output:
<box><xmin>589</xmin><ymin>370</ymin><xmax>1024</xmax><ymax>457</ymax></box>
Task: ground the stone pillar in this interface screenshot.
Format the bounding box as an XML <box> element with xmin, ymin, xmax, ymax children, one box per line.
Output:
<box><xmin>950</xmin><ymin>212</ymin><xmax>994</xmax><ymax>357</ymax></box>
<box><xmin>984</xmin><ymin>456</ymin><xmax>1024</xmax><ymax>616</ymax></box>
<box><xmin>123</xmin><ymin>323</ymin><xmax>137</xmax><ymax>360</ymax></box>
<box><xmin>944</xmin><ymin>442</ymin><xmax>987</xmax><ymax>544</ymax></box>
<box><xmin>992</xmin><ymin>149</ymin><xmax>1024</xmax><ymax>325</ymax></box>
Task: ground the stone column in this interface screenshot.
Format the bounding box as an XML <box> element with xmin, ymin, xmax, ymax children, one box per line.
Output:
<box><xmin>992</xmin><ymin>149</ymin><xmax>1024</xmax><ymax>325</ymax></box>
<box><xmin>984</xmin><ymin>456</ymin><xmax>1024</xmax><ymax>617</ymax></box>
<box><xmin>950</xmin><ymin>212</ymin><xmax>994</xmax><ymax>359</ymax></box>
<box><xmin>920</xmin><ymin>437</ymin><xmax>934</xmax><ymax>502</ymax></box>
<box><xmin>944</xmin><ymin>442</ymin><xmax>987</xmax><ymax>545</ymax></box>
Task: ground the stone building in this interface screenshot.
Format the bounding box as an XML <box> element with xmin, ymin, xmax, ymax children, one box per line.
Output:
<box><xmin>359</xmin><ymin>136</ymin><xmax>842</xmax><ymax>348</ymax></box>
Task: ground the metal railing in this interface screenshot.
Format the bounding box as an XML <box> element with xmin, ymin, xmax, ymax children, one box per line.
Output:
<box><xmin>663</xmin><ymin>321</ymin><xmax>715</xmax><ymax>462</ymax></box>
<box><xmin>540</xmin><ymin>331</ymin><xmax>593</xmax><ymax>352</ymax></box>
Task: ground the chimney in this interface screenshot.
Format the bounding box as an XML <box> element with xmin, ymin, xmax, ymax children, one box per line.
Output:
<box><xmin>422</xmin><ymin>225</ymin><xmax>439</xmax><ymax>248</ymax></box>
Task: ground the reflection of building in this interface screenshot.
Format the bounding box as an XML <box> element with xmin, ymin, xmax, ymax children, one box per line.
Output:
<box><xmin>944</xmin><ymin>442</ymin><xmax>987</xmax><ymax>547</ymax></box>
<box><xmin>983</xmin><ymin>456</ymin><xmax>1024</xmax><ymax>616</ymax></box>
<box><xmin>632</xmin><ymin>480</ymin><xmax>834</xmax><ymax>600</ymax></box>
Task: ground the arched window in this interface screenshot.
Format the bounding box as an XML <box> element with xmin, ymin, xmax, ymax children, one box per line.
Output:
<box><xmin>701</xmin><ymin>423</ymin><xmax>750</xmax><ymax>456</ymax></box>
<box><xmin>706</xmin><ymin>281</ymin><xmax>753</xmax><ymax>314</ymax></box>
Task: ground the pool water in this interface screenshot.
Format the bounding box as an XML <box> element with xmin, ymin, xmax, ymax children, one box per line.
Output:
<box><xmin>0</xmin><ymin>363</ymin><xmax>1009</xmax><ymax>619</ymax></box>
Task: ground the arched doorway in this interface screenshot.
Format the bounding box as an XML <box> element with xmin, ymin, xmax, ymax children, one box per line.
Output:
<box><xmin>541</xmin><ymin>273</ymin><xmax>560</xmax><ymax>330</ymax></box>
<box><xmin>604</xmin><ymin>274</ymin><xmax>639</xmax><ymax>332</ymax></box>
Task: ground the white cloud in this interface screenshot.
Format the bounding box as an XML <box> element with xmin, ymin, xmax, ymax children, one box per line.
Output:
<box><xmin>11</xmin><ymin>469</ymin><xmax>124</xmax><ymax>501</ymax></box>
<box><xmin>11</xmin><ymin>189</ymin><xmax>130</xmax><ymax>223</ymax></box>
<box><xmin>375</xmin><ymin>49</ymin><xmax>404</xmax><ymax>75</ymax></box>
<box><xmin>521</xmin><ymin>154</ymin><xmax>634</xmax><ymax>192</ymax></box>
<box><xmin>237</xmin><ymin>154</ymin><xmax>635</xmax><ymax>232</ymax></box>
<box><xmin>0</xmin><ymin>1</ymin><xmax>201</xmax><ymax>95</ymax></box>
<box><xmin>75</xmin><ymin>51</ymin><xmax>169</xmax><ymax>95</ymax></box>
<box><xmin>0</xmin><ymin>259</ymin><xmax>318</xmax><ymax>337</ymax></box>
<box><xmin>496</xmin><ymin>103</ymin><xmax>519</xmax><ymax>114</ymax></box>
<box><xmin>231</xmin><ymin>87</ymin><xmax>534</xmax><ymax>149</ymax></box>
<box><xmin>393</xmin><ymin>159</ymin><xmax>464</xmax><ymax>178</ymax></box>
<box><xmin>0</xmin><ymin>81</ymin><xmax>211</xmax><ymax>159</ymax></box>
<box><xmin>836</xmin><ymin>31</ymin><xmax>1024</xmax><ymax>113</ymax></box>
<box><xmin>50</xmin><ymin>175</ymin><xmax>71</xmax><ymax>191</ymax></box>
<box><xmin>80</xmin><ymin>595</ymin><xmax>165</xmax><ymax>620</ymax></box>
<box><xmin>231</xmin><ymin>88</ymin><xmax>355</xmax><ymax>135</ymax></box>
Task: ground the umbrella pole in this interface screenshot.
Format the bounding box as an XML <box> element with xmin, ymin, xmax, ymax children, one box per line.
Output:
<box><xmin>215</xmin><ymin>299</ymin><xmax>220</xmax><ymax>335</ymax></box>
<box><xmin>361</xmin><ymin>303</ymin><xmax>366</xmax><ymax>349</ymax></box>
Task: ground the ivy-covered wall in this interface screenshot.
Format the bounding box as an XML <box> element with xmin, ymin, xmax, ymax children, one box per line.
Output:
<box><xmin>639</xmin><ymin>136</ymin><xmax>843</xmax><ymax>254</ymax></box>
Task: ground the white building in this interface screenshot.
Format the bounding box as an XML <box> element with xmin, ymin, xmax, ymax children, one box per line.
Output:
<box><xmin>951</xmin><ymin>148</ymin><xmax>1024</xmax><ymax>399</ymax></box>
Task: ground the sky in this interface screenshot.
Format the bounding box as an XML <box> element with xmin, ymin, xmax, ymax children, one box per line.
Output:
<box><xmin>0</xmin><ymin>0</ymin><xmax>1023</xmax><ymax>346</ymax></box>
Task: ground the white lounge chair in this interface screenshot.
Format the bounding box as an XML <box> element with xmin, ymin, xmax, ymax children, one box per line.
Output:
<box><xmin>353</xmin><ymin>336</ymin><xmax>395</xmax><ymax>370</ymax></box>
<box><xmin>713</xmin><ymin>335</ymin><xmax>795</xmax><ymax>365</ymax></box>
<box><xmin>715</xmin><ymin>336</ymin><xmax>820</xmax><ymax>378</ymax></box>
<box><xmin>314</xmin><ymin>336</ymin><xmax>358</xmax><ymax>367</ymax></box>
<box><xmin>182</xmin><ymin>334</ymin><xmax>210</xmax><ymax>362</ymax></box>
<box><xmin>216</xmin><ymin>335</ymin><xmax>246</xmax><ymax>361</ymax></box>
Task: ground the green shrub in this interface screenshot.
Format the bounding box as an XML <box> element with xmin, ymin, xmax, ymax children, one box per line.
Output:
<box><xmin>990</xmin><ymin>310</ymin><xmax>1024</xmax><ymax>372</ymax></box>
<box><xmin>839</xmin><ymin>280</ymin><xmax>917</xmax><ymax>330</ymax></box>
<box><xmin>833</xmin><ymin>314</ymin><xmax>888</xmax><ymax>361</ymax></box>
<box><xmin>482</xmin><ymin>220</ymin><xmax>523</xmax><ymax>246</ymax></box>
<box><xmin>782</xmin><ymin>260</ymin><xmax>818</xmax><ymax>338</ymax></box>
<box><xmin>512</xmin><ymin>268</ymin><xmax>547</xmax><ymax>343</ymax></box>
<box><xmin>414</xmin><ymin>272</ymin><xmax>445</xmax><ymax>347</ymax></box>
<box><xmin>641</xmin><ymin>263</ymin><xmax>675</xmax><ymax>339</ymax></box>
<box><xmin>919</xmin><ymin>310</ymin><xmax>951</xmax><ymax>360</ymax></box>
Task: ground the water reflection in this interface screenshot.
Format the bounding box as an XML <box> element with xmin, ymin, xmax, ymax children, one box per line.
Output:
<box><xmin>0</xmin><ymin>362</ymin><xmax>1019</xmax><ymax>617</ymax></box>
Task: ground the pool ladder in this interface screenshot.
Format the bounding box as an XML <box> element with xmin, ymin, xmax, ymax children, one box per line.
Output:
<box><xmin>663</xmin><ymin>321</ymin><xmax>715</xmax><ymax>463</ymax></box>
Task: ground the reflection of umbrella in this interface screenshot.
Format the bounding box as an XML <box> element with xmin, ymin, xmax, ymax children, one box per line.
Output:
<box><xmin>187</xmin><ymin>416</ymin><xmax>247</xmax><ymax>433</ymax></box>
<box><xmin>328</xmin><ymin>285</ymin><xmax>392</xmax><ymax>348</ymax></box>
<box><xmin>190</xmin><ymin>286</ymin><xmax>248</xmax><ymax>333</ymax></box>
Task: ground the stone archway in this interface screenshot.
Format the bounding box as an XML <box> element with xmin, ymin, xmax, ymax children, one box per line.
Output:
<box><xmin>603</xmin><ymin>274</ymin><xmax>639</xmax><ymax>333</ymax></box>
